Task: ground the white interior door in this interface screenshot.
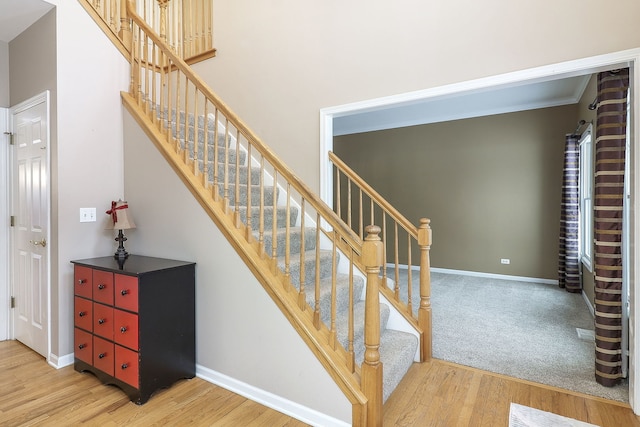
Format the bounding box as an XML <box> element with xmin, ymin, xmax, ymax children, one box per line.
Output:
<box><xmin>11</xmin><ymin>93</ymin><xmax>50</xmax><ymax>358</ymax></box>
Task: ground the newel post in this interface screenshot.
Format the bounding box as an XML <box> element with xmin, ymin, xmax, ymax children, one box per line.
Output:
<box><xmin>118</xmin><ymin>0</ymin><xmax>133</xmax><ymax>48</ymax></box>
<box><xmin>157</xmin><ymin>0</ymin><xmax>170</xmax><ymax>42</ymax></box>
<box><xmin>418</xmin><ymin>218</ymin><xmax>432</xmax><ymax>362</ymax></box>
<box><xmin>362</xmin><ymin>225</ymin><xmax>383</xmax><ymax>427</ymax></box>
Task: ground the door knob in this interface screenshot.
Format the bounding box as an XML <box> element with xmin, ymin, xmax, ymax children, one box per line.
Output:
<box><xmin>30</xmin><ymin>239</ymin><xmax>47</xmax><ymax>248</ymax></box>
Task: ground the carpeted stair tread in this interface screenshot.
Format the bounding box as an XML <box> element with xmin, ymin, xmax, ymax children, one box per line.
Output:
<box><xmin>298</xmin><ymin>270</ymin><xmax>366</xmax><ymax>328</ymax></box>
<box><xmin>335</xmin><ymin>301</ymin><xmax>390</xmax><ymax>353</ymax></box>
<box><xmin>355</xmin><ymin>329</ymin><xmax>418</xmax><ymax>403</ymax></box>
<box><xmin>257</xmin><ymin>227</ymin><xmax>318</xmax><ymax>258</ymax></box>
<box><xmin>278</xmin><ymin>249</ymin><xmax>335</xmax><ymax>286</ymax></box>
<box><xmin>220</xmin><ymin>182</ymin><xmax>277</xmax><ymax>206</ymax></box>
<box><xmin>210</xmin><ymin>163</ymin><xmax>262</xmax><ymax>186</ymax></box>
<box><xmin>236</xmin><ymin>205</ymin><xmax>299</xmax><ymax>230</ymax></box>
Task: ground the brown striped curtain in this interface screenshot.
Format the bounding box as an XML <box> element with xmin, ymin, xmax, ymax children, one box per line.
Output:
<box><xmin>558</xmin><ymin>134</ymin><xmax>581</xmax><ymax>293</ymax></box>
<box><xmin>594</xmin><ymin>68</ymin><xmax>629</xmax><ymax>387</ymax></box>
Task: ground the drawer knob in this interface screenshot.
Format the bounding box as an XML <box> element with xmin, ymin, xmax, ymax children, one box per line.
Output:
<box><xmin>120</xmin><ymin>326</ymin><xmax>127</xmax><ymax>333</ymax></box>
<box><xmin>98</xmin><ymin>284</ymin><xmax>106</xmax><ymax>290</ymax></box>
<box><xmin>78</xmin><ymin>311</ymin><xmax>86</xmax><ymax>317</ymax></box>
<box><xmin>120</xmin><ymin>289</ymin><xmax>129</xmax><ymax>296</ymax></box>
<box><xmin>98</xmin><ymin>353</ymin><xmax>106</xmax><ymax>359</ymax></box>
<box><xmin>78</xmin><ymin>344</ymin><xmax>86</xmax><ymax>349</ymax></box>
<box><xmin>98</xmin><ymin>318</ymin><xmax>106</xmax><ymax>325</ymax></box>
<box><xmin>121</xmin><ymin>363</ymin><xmax>128</xmax><ymax>370</ymax></box>
<box><xmin>78</xmin><ymin>279</ymin><xmax>87</xmax><ymax>285</ymax></box>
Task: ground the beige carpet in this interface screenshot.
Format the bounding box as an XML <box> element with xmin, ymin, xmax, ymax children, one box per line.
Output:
<box><xmin>393</xmin><ymin>269</ymin><xmax>629</xmax><ymax>402</ymax></box>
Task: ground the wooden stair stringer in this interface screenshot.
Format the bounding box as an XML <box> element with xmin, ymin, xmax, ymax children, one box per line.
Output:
<box><xmin>121</xmin><ymin>92</ymin><xmax>368</xmax><ymax>424</ymax></box>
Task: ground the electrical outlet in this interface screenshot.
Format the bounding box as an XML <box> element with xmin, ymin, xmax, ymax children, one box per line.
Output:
<box><xmin>500</xmin><ymin>258</ymin><xmax>510</xmax><ymax>265</ymax></box>
<box><xmin>80</xmin><ymin>207</ymin><xmax>97</xmax><ymax>223</ymax></box>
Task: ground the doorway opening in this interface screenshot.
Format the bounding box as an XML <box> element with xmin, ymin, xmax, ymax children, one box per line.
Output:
<box><xmin>319</xmin><ymin>49</ymin><xmax>640</xmax><ymax>410</ymax></box>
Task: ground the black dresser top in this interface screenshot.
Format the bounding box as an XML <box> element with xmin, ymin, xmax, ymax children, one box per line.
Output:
<box><xmin>71</xmin><ymin>255</ymin><xmax>195</xmax><ymax>275</ymax></box>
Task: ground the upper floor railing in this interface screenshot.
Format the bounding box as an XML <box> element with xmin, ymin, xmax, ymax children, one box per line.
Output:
<box><xmin>79</xmin><ymin>0</ymin><xmax>216</xmax><ymax>64</ymax></box>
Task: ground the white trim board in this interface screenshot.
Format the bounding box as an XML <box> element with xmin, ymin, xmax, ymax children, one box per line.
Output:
<box><xmin>387</xmin><ymin>263</ymin><xmax>558</xmax><ymax>284</ymax></box>
<box><xmin>9</xmin><ymin>91</ymin><xmax>52</xmax><ymax>363</ymax></box>
<box><xmin>429</xmin><ymin>267</ymin><xmax>558</xmax><ymax>285</ymax></box>
<box><xmin>582</xmin><ymin>291</ymin><xmax>595</xmax><ymax>318</ymax></box>
<box><xmin>196</xmin><ymin>364</ymin><xmax>349</xmax><ymax>427</ymax></box>
<box><xmin>0</xmin><ymin>107</ymin><xmax>9</xmax><ymax>341</ymax></box>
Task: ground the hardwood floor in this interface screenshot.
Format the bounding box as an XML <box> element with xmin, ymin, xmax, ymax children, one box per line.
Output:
<box><xmin>2</xmin><ymin>340</ymin><xmax>639</xmax><ymax>426</ymax></box>
<box><xmin>0</xmin><ymin>341</ymin><xmax>306</xmax><ymax>426</ymax></box>
<box><xmin>384</xmin><ymin>359</ymin><xmax>640</xmax><ymax>427</ymax></box>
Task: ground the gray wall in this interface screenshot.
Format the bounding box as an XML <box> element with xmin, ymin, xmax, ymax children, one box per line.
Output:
<box><xmin>9</xmin><ymin>10</ymin><xmax>56</xmax><ymax>107</ymax></box>
<box><xmin>0</xmin><ymin>41</ymin><xmax>8</xmax><ymax>107</ymax></box>
<box><xmin>335</xmin><ymin>105</ymin><xmax>578</xmax><ymax>280</ymax></box>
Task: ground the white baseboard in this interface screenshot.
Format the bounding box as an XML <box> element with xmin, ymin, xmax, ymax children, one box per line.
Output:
<box><xmin>196</xmin><ymin>364</ymin><xmax>349</xmax><ymax>427</ymax></box>
<box><xmin>48</xmin><ymin>352</ymin><xmax>74</xmax><ymax>369</ymax></box>
<box><xmin>387</xmin><ymin>264</ymin><xmax>558</xmax><ymax>285</ymax></box>
<box><xmin>582</xmin><ymin>291</ymin><xmax>595</xmax><ymax>317</ymax></box>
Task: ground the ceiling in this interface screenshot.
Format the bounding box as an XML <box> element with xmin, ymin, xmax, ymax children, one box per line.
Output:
<box><xmin>0</xmin><ymin>0</ymin><xmax>54</xmax><ymax>43</ymax></box>
<box><xmin>333</xmin><ymin>74</ymin><xmax>592</xmax><ymax>136</ymax></box>
<box><xmin>0</xmin><ymin>0</ymin><xmax>593</xmax><ymax>135</ymax></box>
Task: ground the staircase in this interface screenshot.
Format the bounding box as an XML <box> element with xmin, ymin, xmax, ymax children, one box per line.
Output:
<box><xmin>164</xmin><ymin>109</ymin><xmax>419</xmax><ymax>402</ymax></box>
<box><xmin>80</xmin><ymin>1</ymin><xmax>433</xmax><ymax>424</ymax></box>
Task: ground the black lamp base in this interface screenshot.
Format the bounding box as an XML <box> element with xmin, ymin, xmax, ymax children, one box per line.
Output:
<box><xmin>114</xmin><ymin>229</ymin><xmax>129</xmax><ymax>260</ymax></box>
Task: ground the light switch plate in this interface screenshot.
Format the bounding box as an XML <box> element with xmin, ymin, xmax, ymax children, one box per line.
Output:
<box><xmin>80</xmin><ymin>207</ymin><xmax>97</xmax><ymax>222</ymax></box>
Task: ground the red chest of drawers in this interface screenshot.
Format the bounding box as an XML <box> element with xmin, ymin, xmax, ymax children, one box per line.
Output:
<box><xmin>71</xmin><ymin>255</ymin><xmax>196</xmax><ymax>404</ymax></box>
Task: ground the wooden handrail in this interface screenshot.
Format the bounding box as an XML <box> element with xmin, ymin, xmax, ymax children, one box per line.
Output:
<box><xmin>128</xmin><ymin>6</ymin><xmax>362</xmax><ymax>252</ymax></box>
<box><xmin>126</xmin><ymin>5</ymin><xmax>384</xmax><ymax>424</ymax></box>
<box><xmin>78</xmin><ymin>0</ymin><xmax>215</xmax><ymax>64</ymax></box>
<box><xmin>329</xmin><ymin>151</ymin><xmax>418</xmax><ymax>239</ymax></box>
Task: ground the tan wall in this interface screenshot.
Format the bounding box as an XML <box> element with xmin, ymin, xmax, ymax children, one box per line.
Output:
<box><xmin>335</xmin><ymin>105</ymin><xmax>578</xmax><ymax>279</ymax></box>
<box><xmin>195</xmin><ymin>0</ymin><xmax>640</xmax><ymax>195</ymax></box>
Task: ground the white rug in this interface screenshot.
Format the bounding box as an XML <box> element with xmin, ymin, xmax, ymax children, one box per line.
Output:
<box><xmin>509</xmin><ymin>403</ymin><xmax>599</xmax><ymax>427</ymax></box>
